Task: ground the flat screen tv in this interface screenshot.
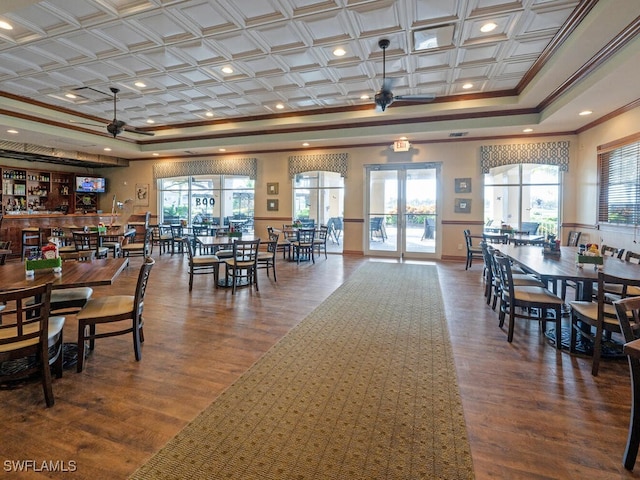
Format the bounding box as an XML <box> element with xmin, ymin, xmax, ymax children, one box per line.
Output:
<box><xmin>76</xmin><ymin>176</ymin><xmax>106</xmax><ymax>193</ymax></box>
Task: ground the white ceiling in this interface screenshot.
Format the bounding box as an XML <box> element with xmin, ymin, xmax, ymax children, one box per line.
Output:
<box><xmin>0</xmin><ymin>0</ymin><xmax>638</xmax><ymax>166</ymax></box>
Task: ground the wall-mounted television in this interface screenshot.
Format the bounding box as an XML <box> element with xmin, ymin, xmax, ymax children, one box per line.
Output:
<box><xmin>76</xmin><ymin>176</ymin><xmax>106</xmax><ymax>193</ymax></box>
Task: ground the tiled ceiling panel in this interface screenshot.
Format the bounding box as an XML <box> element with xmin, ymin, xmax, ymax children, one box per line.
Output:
<box><xmin>0</xmin><ymin>0</ymin><xmax>595</xmax><ymax>127</ymax></box>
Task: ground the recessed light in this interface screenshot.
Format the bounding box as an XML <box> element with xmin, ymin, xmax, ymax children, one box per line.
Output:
<box><xmin>302</xmin><ymin>142</ymin><xmax>310</xmax><ymax>147</ymax></box>
<box><xmin>222</xmin><ymin>66</ymin><xmax>233</xmax><ymax>74</ymax></box>
<box><xmin>579</xmin><ymin>110</ymin><xmax>593</xmax><ymax>116</ymax></box>
<box><xmin>146</xmin><ymin>119</ymin><xmax>155</xmax><ymax>124</ymax></box>
<box><xmin>523</xmin><ymin>128</ymin><xmax>533</xmax><ymax>133</ymax></box>
<box><xmin>219</xmin><ymin>148</ymin><xmax>226</xmax><ymax>152</ymax></box>
<box><xmin>205</xmin><ymin>112</ymin><xmax>214</xmax><ymax>117</ymax></box>
<box><xmin>152</xmin><ymin>153</ymin><xmax>159</xmax><ymax>156</ymax></box>
<box><xmin>276</xmin><ymin>103</ymin><xmax>284</xmax><ymax>110</ymax></box>
<box><xmin>7</xmin><ymin>129</ymin><xmax>18</xmax><ymax>134</ymax></box>
<box><xmin>360</xmin><ymin>94</ymin><xmax>370</xmax><ymax>100</ymax></box>
<box><xmin>462</xmin><ymin>83</ymin><xmax>473</xmax><ymax>89</ymax></box>
<box><xmin>399</xmin><ymin>136</ymin><xmax>407</xmax><ymax>141</ymax></box>
<box><xmin>0</xmin><ymin>21</ymin><xmax>12</xmax><ymax>30</ymax></box>
<box><xmin>333</xmin><ymin>47</ymin><xmax>346</xmax><ymax>57</ymax></box>
<box><xmin>134</xmin><ymin>82</ymin><xmax>146</xmax><ymax>88</ymax></box>
<box><xmin>65</xmin><ymin>93</ymin><xmax>77</xmax><ymax>99</ymax></box>
<box><xmin>480</xmin><ymin>22</ymin><xmax>497</xmax><ymax>33</ymax></box>
<box><xmin>104</xmin><ymin>147</ymin><xmax>111</xmax><ymax>152</ymax></box>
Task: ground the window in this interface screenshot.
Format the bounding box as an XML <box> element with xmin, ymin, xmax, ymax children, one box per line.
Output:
<box><xmin>293</xmin><ymin>171</ymin><xmax>344</xmax><ymax>228</ymax></box>
<box><xmin>159</xmin><ymin>175</ymin><xmax>254</xmax><ymax>228</ymax></box>
<box><xmin>598</xmin><ymin>139</ymin><xmax>640</xmax><ymax>225</ymax></box>
<box><xmin>484</xmin><ymin>164</ymin><xmax>560</xmax><ymax>236</ymax></box>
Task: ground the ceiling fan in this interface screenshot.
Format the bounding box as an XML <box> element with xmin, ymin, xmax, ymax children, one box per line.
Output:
<box><xmin>374</xmin><ymin>39</ymin><xmax>436</xmax><ymax>111</ymax></box>
<box><xmin>70</xmin><ymin>87</ymin><xmax>155</xmax><ymax>138</ymax></box>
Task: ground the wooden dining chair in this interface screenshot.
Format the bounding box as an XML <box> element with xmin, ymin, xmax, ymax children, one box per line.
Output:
<box><xmin>75</xmin><ymin>257</ymin><xmax>155</xmax><ymax>372</ymax></box>
<box><xmin>626</xmin><ymin>251</ymin><xmax>640</xmax><ymax>265</ymax></box>
<box><xmin>567</xmin><ymin>230</ymin><xmax>581</xmax><ymax>247</ymax></box>
<box><xmin>483</xmin><ymin>232</ymin><xmax>509</xmax><ymax>244</ymax></box>
<box><xmin>463</xmin><ymin>229</ymin><xmax>483</xmax><ymax>270</ymax></box>
<box><xmin>257</xmin><ymin>231</ymin><xmax>279</xmax><ymax>282</ymax></box>
<box><xmin>0</xmin><ymin>282</ymin><xmax>65</xmax><ymax>407</ymax></box>
<box><xmin>569</xmin><ymin>271</ymin><xmax>632</xmax><ymax>376</ymax></box>
<box><xmin>313</xmin><ymin>225</ymin><xmax>329</xmax><ymax>259</ymax></box>
<box><xmin>480</xmin><ymin>242</ymin><xmax>494</xmax><ymax>305</ymax></box>
<box><xmin>488</xmin><ymin>248</ymin><xmax>545</xmax><ymax>311</ymax></box>
<box><xmin>183</xmin><ymin>238</ymin><xmax>220</xmax><ymax>291</ymax></box>
<box><xmin>494</xmin><ymin>254</ymin><xmax>563</xmax><ymax>348</ymax></box>
<box><xmin>599</xmin><ymin>251</ymin><xmax>640</xmax><ymax>300</ymax></box>
<box><xmin>0</xmin><ymin>240</ymin><xmax>11</xmax><ymax>265</ymax></box>
<box><xmin>267</xmin><ymin>226</ymin><xmax>291</xmax><ymax>259</ymax></box>
<box><xmin>47</xmin><ymin>252</ymin><xmax>95</xmax><ymax>314</ymax></box>
<box><xmin>121</xmin><ymin>228</ymin><xmax>153</xmax><ymax>258</ymax></box>
<box><xmin>601</xmin><ymin>244</ymin><xmax>625</xmax><ymax>259</ymax></box>
<box><xmin>72</xmin><ymin>231</ymin><xmax>109</xmax><ymax>259</ymax></box>
<box><xmin>291</xmin><ymin>228</ymin><xmax>315</xmax><ymax>264</ymax></box>
<box><xmin>224</xmin><ymin>239</ymin><xmax>261</xmax><ymax>294</ymax></box>
<box><xmin>613</xmin><ymin>293</ymin><xmax>640</xmax><ymax>470</ymax></box>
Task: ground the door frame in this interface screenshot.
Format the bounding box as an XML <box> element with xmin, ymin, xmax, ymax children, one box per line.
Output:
<box><xmin>364</xmin><ymin>162</ymin><xmax>441</xmax><ymax>260</ymax></box>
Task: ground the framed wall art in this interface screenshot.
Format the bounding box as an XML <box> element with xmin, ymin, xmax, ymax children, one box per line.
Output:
<box><xmin>267</xmin><ymin>199</ymin><xmax>279</xmax><ymax>211</ymax></box>
<box><xmin>455</xmin><ymin>178</ymin><xmax>471</xmax><ymax>193</ymax></box>
<box><xmin>454</xmin><ymin>198</ymin><xmax>471</xmax><ymax>214</ymax></box>
<box><xmin>267</xmin><ymin>182</ymin><xmax>279</xmax><ymax>195</ymax></box>
<box><xmin>135</xmin><ymin>183</ymin><xmax>149</xmax><ymax>206</ymax></box>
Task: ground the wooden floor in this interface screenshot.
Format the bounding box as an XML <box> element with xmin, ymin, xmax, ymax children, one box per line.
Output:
<box><xmin>1</xmin><ymin>252</ymin><xmax>639</xmax><ymax>479</ymax></box>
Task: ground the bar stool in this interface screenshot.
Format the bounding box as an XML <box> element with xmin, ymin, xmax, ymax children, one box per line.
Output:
<box><xmin>21</xmin><ymin>227</ymin><xmax>42</xmax><ymax>260</ymax></box>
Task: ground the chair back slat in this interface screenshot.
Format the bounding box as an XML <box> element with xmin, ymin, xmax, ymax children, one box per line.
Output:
<box><xmin>0</xmin><ymin>283</ymin><xmax>51</xmax><ymax>351</ymax></box>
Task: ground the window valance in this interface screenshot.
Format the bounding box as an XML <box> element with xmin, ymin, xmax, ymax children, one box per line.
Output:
<box><xmin>153</xmin><ymin>158</ymin><xmax>257</xmax><ymax>180</ymax></box>
<box><xmin>288</xmin><ymin>153</ymin><xmax>348</xmax><ymax>178</ymax></box>
<box><xmin>480</xmin><ymin>141</ymin><xmax>570</xmax><ymax>173</ymax></box>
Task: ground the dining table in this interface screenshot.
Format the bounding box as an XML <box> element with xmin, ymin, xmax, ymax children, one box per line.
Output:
<box><xmin>0</xmin><ymin>257</ymin><xmax>129</xmax><ymax>292</ymax></box>
<box><xmin>195</xmin><ymin>234</ymin><xmax>259</xmax><ymax>250</ymax></box>
<box><xmin>0</xmin><ymin>257</ymin><xmax>130</xmax><ymax>369</ymax></box>
<box><xmin>495</xmin><ymin>244</ymin><xmax>640</xmax><ymax>355</ymax></box>
<box><xmin>495</xmin><ymin>245</ymin><xmax>640</xmax><ymax>301</ymax></box>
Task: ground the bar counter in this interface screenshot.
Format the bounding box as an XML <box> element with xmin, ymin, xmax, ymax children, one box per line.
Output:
<box><xmin>0</xmin><ymin>212</ymin><xmax>121</xmax><ymax>258</ymax></box>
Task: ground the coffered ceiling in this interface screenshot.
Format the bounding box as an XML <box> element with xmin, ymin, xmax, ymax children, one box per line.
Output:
<box><xmin>0</xmin><ymin>0</ymin><xmax>638</xmax><ymax>167</ymax></box>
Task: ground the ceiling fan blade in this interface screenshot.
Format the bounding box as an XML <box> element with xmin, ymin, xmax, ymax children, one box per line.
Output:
<box><xmin>394</xmin><ymin>94</ymin><xmax>436</xmax><ymax>102</ymax></box>
<box><xmin>123</xmin><ymin>126</ymin><xmax>155</xmax><ymax>136</ymax></box>
<box><xmin>69</xmin><ymin>120</ymin><xmax>103</xmax><ymax>127</ymax></box>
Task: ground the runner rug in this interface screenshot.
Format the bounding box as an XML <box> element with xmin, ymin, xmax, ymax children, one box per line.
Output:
<box><xmin>131</xmin><ymin>263</ymin><xmax>474</xmax><ymax>480</ymax></box>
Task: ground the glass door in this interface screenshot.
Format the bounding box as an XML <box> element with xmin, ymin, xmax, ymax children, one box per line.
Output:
<box><xmin>366</xmin><ymin>164</ymin><xmax>440</xmax><ymax>259</ymax></box>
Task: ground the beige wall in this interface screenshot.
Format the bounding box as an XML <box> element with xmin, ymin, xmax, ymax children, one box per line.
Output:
<box><xmin>98</xmin><ymin>106</ymin><xmax>640</xmax><ymax>258</ymax></box>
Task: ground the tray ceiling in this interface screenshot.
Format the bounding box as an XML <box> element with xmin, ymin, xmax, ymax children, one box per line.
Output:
<box><xmin>0</xmin><ymin>0</ymin><xmax>638</xmax><ymax>165</ymax></box>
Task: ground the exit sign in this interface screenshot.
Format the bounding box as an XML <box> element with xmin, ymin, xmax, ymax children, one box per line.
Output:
<box><xmin>393</xmin><ymin>140</ymin><xmax>410</xmax><ymax>152</ymax></box>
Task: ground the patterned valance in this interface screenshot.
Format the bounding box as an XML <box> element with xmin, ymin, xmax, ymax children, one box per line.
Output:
<box><xmin>288</xmin><ymin>153</ymin><xmax>348</xmax><ymax>178</ymax></box>
<box><xmin>480</xmin><ymin>141</ymin><xmax>570</xmax><ymax>173</ymax></box>
<box><xmin>153</xmin><ymin>158</ymin><xmax>257</xmax><ymax>180</ymax></box>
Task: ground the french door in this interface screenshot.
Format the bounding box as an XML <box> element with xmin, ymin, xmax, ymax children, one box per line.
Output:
<box><xmin>365</xmin><ymin>163</ymin><xmax>440</xmax><ymax>259</ymax></box>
